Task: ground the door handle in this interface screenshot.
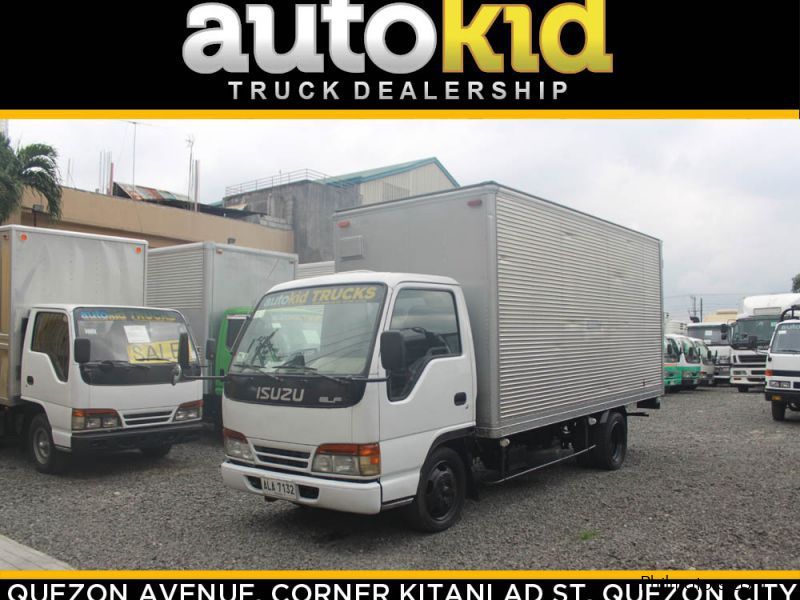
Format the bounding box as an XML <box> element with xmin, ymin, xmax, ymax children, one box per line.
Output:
<box><xmin>26</xmin><ymin>376</ymin><xmax>34</xmax><ymax>385</ymax></box>
<box><xmin>454</xmin><ymin>392</ymin><xmax>467</xmax><ymax>406</ymax></box>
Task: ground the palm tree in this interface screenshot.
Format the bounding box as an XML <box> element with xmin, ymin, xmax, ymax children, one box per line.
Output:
<box><xmin>0</xmin><ymin>133</ymin><xmax>62</xmax><ymax>223</ymax></box>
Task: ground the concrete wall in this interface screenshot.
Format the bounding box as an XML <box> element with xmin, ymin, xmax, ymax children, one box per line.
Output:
<box><xmin>226</xmin><ymin>181</ymin><xmax>359</xmax><ymax>262</ymax></box>
<box><xmin>11</xmin><ymin>187</ymin><xmax>294</xmax><ymax>252</ymax></box>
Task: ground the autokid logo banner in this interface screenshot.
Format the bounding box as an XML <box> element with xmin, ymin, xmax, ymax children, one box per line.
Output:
<box><xmin>181</xmin><ymin>0</ymin><xmax>613</xmax><ymax>107</ymax></box>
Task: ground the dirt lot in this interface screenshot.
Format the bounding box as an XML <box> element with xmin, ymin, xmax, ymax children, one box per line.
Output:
<box><xmin>0</xmin><ymin>385</ymin><xmax>797</xmax><ymax>570</ymax></box>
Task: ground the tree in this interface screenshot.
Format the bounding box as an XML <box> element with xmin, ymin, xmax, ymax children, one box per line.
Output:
<box><xmin>0</xmin><ymin>133</ymin><xmax>62</xmax><ymax>223</ymax></box>
<box><xmin>793</xmin><ymin>274</ymin><xmax>800</xmax><ymax>293</ymax></box>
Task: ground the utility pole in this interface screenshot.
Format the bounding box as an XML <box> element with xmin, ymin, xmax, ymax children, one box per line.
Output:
<box><xmin>700</xmin><ymin>298</ymin><xmax>703</xmax><ymax>322</ymax></box>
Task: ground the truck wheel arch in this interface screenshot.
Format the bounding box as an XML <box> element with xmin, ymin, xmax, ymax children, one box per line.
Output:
<box><xmin>429</xmin><ymin>427</ymin><xmax>477</xmax><ymax>500</ymax></box>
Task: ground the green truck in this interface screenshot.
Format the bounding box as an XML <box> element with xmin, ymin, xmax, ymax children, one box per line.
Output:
<box><xmin>666</xmin><ymin>334</ymin><xmax>701</xmax><ymax>390</ymax></box>
<box><xmin>663</xmin><ymin>337</ymin><xmax>682</xmax><ymax>392</ymax></box>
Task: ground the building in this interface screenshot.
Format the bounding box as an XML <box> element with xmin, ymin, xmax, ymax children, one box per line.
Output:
<box><xmin>9</xmin><ymin>186</ymin><xmax>293</xmax><ymax>252</ymax></box>
<box><xmin>222</xmin><ymin>158</ymin><xmax>458</xmax><ymax>262</ymax></box>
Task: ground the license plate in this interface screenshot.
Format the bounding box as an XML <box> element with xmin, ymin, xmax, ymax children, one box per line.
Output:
<box><xmin>262</xmin><ymin>478</ymin><xmax>297</xmax><ymax>500</ymax></box>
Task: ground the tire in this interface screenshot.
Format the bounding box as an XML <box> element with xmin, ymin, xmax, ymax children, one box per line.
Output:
<box><xmin>28</xmin><ymin>413</ymin><xmax>67</xmax><ymax>474</ymax></box>
<box><xmin>737</xmin><ymin>385</ymin><xmax>749</xmax><ymax>393</ymax></box>
<box><xmin>592</xmin><ymin>411</ymin><xmax>627</xmax><ymax>471</ymax></box>
<box><xmin>771</xmin><ymin>401</ymin><xmax>787</xmax><ymax>422</ymax></box>
<box><xmin>140</xmin><ymin>444</ymin><xmax>172</xmax><ymax>459</ymax></box>
<box><xmin>404</xmin><ymin>447</ymin><xmax>466</xmax><ymax>533</ymax></box>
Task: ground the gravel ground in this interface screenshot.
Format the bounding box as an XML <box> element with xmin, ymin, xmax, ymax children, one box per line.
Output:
<box><xmin>1</xmin><ymin>386</ymin><xmax>798</xmax><ymax>570</ymax></box>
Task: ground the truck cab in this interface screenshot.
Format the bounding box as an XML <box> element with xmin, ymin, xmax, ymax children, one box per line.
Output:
<box><xmin>764</xmin><ymin>307</ymin><xmax>800</xmax><ymax>421</ymax></box>
<box><xmin>730</xmin><ymin>315</ymin><xmax>778</xmax><ymax>392</ymax></box>
<box><xmin>686</xmin><ymin>322</ymin><xmax>731</xmax><ymax>384</ymax></box>
<box><xmin>667</xmin><ymin>334</ymin><xmax>701</xmax><ymax>390</ymax></box>
<box><xmin>689</xmin><ymin>338</ymin><xmax>717</xmax><ymax>386</ymax></box>
<box><xmin>220</xmin><ymin>272</ymin><xmax>477</xmax><ymax>527</ymax></box>
<box><xmin>20</xmin><ymin>304</ymin><xmax>204</xmax><ymax>472</ymax></box>
<box><xmin>663</xmin><ymin>337</ymin><xmax>682</xmax><ymax>392</ymax></box>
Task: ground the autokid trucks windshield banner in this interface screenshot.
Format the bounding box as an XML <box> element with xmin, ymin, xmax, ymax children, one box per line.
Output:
<box><xmin>2</xmin><ymin>578</ymin><xmax>799</xmax><ymax>600</ymax></box>
<box><xmin>1</xmin><ymin>1</ymin><xmax>798</xmax><ymax>113</ymax></box>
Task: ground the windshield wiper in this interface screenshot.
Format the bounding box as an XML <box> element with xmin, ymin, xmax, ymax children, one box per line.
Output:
<box><xmin>273</xmin><ymin>364</ymin><xmax>354</xmax><ymax>385</ymax></box>
<box><xmin>229</xmin><ymin>363</ymin><xmax>286</xmax><ymax>383</ymax></box>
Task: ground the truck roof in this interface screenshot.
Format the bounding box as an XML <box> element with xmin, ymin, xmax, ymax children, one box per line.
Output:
<box><xmin>269</xmin><ymin>271</ymin><xmax>460</xmax><ymax>292</ymax></box>
<box><xmin>0</xmin><ymin>224</ymin><xmax>147</xmax><ymax>246</ymax></box>
<box><xmin>35</xmin><ymin>304</ymin><xmax>183</xmax><ymax>312</ymax></box>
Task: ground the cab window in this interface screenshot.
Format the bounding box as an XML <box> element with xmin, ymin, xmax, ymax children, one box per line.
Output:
<box><xmin>226</xmin><ymin>316</ymin><xmax>247</xmax><ymax>350</ymax></box>
<box><xmin>31</xmin><ymin>312</ymin><xmax>70</xmax><ymax>382</ymax></box>
<box><xmin>387</xmin><ymin>289</ymin><xmax>461</xmax><ymax>400</ymax></box>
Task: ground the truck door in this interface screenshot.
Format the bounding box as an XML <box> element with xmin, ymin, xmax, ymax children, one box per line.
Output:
<box><xmin>21</xmin><ymin>310</ymin><xmax>72</xmax><ymax>437</ymax></box>
<box><xmin>379</xmin><ymin>285</ymin><xmax>474</xmax><ymax>501</ymax></box>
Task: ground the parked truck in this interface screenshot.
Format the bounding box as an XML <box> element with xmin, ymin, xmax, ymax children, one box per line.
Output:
<box><xmin>687</xmin><ymin>322</ymin><xmax>732</xmax><ymax>384</ymax></box>
<box><xmin>663</xmin><ymin>337</ymin><xmax>682</xmax><ymax>392</ymax></box>
<box><xmin>0</xmin><ymin>226</ymin><xmax>204</xmax><ymax>473</ymax></box>
<box><xmin>764</xmin><ymin>305</ymin><xmax>800</xmax><ymax>421</ymax></box>
<box><xmin>146</xmin><ymin>243</ymin><xmax>297</xmax><ymax>423</ymax></box>
<box><xmin>667</xmin><ymin>334</ymin><xmax>701</xmax><ymax>390</ymax></box>
<box><xmin>730</xmin><ymin>294</ymin><xmax>800</xmax><ymax>392</ymax></box>
<box><xmin>205</xmin><ymin>183</ymin><xmax>663</xmax><ymax>531</ymax></box>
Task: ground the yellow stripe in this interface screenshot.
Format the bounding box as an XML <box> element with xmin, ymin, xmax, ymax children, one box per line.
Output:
<box><xmin>1</xmin><ymin>569</ymin><xmax>799</xmax><ymax>578</ymax></box>
<box><xmin>0</xmin><ymin>110</ymin><xmax>796</xmax><ymax>120</ymax></box>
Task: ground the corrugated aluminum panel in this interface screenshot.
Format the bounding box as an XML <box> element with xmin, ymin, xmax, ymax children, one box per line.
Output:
<box><xmin>494</xmin><ymin>191</ymin><xmax>663</xmax><ymax>436</ymax></box>
<box><xmin>296</xmin><ymin>261</ymin><xmax>335</xmax><ymax>279</ymax></box>
<box><xmin>146</xmin><ymin>247</ymin><xmax>206</xmax><ymax>310</ymax></box>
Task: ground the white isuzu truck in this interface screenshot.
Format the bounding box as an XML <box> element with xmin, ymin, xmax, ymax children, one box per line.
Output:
<box><xmin>764</xmin><ymin>305</ymin><xmax>800</xmax><ymax>421</ymax></box>
<box><xmin>0</xmin><ymin>226</ymin><xmax>204</xmax><ymax>473</ymax></box>
<box><xmin>730</xmin><ymin>294</ymin><xmax>800</xmax><ymax>392</ymax></box>
<box><xmin>208</xmin><ymin>184</ymin><xmax>663</xmax><ymax>531</ymax></box>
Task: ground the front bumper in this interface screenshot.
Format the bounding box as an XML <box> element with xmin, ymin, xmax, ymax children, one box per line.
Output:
<box><xmin>220</xmin><ymin>460</ymin><xmax>383</xmax><ymax>515</ymax></box>
<box><xmin>70</xmin><ymin>422</ymin><xmax>203</xmax><ymax>453</ymax></box>
<box><xmin>764</xmin><ymin>389</ymin><xmax>800</xmax><ymax>403</ymax></box>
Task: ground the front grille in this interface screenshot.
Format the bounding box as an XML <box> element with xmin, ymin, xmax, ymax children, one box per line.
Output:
<box><xmin>123</xmin><ymin>410</ymin><xmax>172</xmax><ymax>427</ymax></box>
<box><xmin>737</xmin><ymin>355</ymin><xmax>766</xmax><ymax>365</ymax></box>
<box><xmin>253</xmin><ymin>444</ymin><xmax>311</xmax><ymax>471</ymax></box>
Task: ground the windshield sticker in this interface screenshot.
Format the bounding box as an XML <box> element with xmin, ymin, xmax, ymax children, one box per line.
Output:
<box><xmin>778</xmin><ymin>330</ymin><xmax>787</xmax><ymax>334</ymax></box>
<box><xmin>780</xmin><ymin>323</ymin><xmax>800</xmax><ymax>330</ymax></box>
<box><xmin>263</xmin><ymin>286</ymin><xmax>382</xmax><ymax>307</ymax></box>
<box><xmin>78</xmin><ymin>309</ymin><xmax>178</xmax><ymax>322</ymax></box>
<box><xmin>124</xmin><ymin>325</ymin><xmax>151</xmax><ymax>344</ymax></box>
<box><xmin>128</xmin><ymin>340</ymin><xmax>181</xmax><ymax>363</ymax></box>
<box><xmin>84</xmin><ymin>328</ymin><xmax>97</xmax><ymax>335</ymax></box>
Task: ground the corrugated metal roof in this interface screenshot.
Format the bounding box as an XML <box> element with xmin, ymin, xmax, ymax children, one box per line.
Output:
<box><xmin>320</xmin><ymin>157</ymin><xmax>459</xmax><ymax>187</ymax></box>
<box><xmin>114</xmin><ymin>182</ymin><xmax>190</xmax><ymax>202</ymax></box>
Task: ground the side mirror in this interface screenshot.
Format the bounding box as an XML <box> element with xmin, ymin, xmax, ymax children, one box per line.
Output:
<box><xmin>205</xmin><ymin>338</ymin><xmax>217</xmax><ymax>362</ymax></box>
<box><xmin>380</xmin><ymin>331</ymin><xmax>406</xmax><ymax>373</ymax></box>
<box><xmin>74</xmin><ymin>338</ymin><xmax>91</xmax><ymax>364</ymax></box>
<box><xmin>720</xmin><ymin>324</ymin><xmax>729</xmax><ymax>334</ymax></box>
<box><xmin>171</xmin><ymin>364</ymin><xmax>182</xmax><ymax>387</ymax></box>
<box><xmin>178</xmin><ymin>332</ymin><xmax>191</xmax><ymax>369</ymax></box>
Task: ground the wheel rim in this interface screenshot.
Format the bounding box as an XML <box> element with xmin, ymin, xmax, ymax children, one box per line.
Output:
<box><xmin>424</xmin><ymin>460</ymin><xmax>458</xmax><ymax>521</ymax></box>
<box><xmin>609</xmin><ymin>422</ymin><xmax>624</xmax><ymax>463</ymax></box>
<box><xmin>33</xmin><ymin>427</ymin><xmax>51</xmax><ymax>464</ymax></box>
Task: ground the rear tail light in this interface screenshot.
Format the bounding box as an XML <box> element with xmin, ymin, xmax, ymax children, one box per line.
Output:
<box><xmin>312</xmin><ymin>443</ymin><xmax>380</xmax><ymax>476</ymax></box>
<box><xmin>72</xmin><ymin>409</ymin><xmax>121</xmax><ymax>431</ymax></box>
<box><xmin>223</xmin><ymin>428</ymin><xmax>254</xmax><ymax>462</ymax></box>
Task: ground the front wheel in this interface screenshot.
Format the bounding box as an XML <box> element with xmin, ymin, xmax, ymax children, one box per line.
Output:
<box><xmin>28</xmin><ymin>413</ymin><xmax>67</xmax><ymax>474</ymax></box>
<box><xmin>771</xmin><ymin>401</ymin><xmax>787</xmax><ymax>422</ymax></box>
<box><xmin>404</xmin><ymin>447</ymin><xmax>466</xmax><ymax>533</ymax></box>
<box><xmin>140</xmin><ymin>445</ymin><xmax>172</xmax><ymax>459</ymax></box>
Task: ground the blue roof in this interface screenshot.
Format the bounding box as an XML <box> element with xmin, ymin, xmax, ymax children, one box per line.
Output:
<box><xmin>321</xmin><ymin>157</ymin><xmax>458</xmax><ymax>187</ymax></box>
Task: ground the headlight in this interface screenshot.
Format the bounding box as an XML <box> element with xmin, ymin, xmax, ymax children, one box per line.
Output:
<box><xmin>768</xmin><ymin>380</ymin><xmax>791</xmax><ymax>389</ymax></box>
<box><xmin>312</xmin><ymin>443</ymin><xmax>381</xmax><ymax>477</ymax></box>
<box><xmin>174</xmin><ymin>400</ymin><xmax>203</xmax><ymax>422</ymax></box>
<box><xmin>72</xmin><ymin>409</ymin><xmax>120</xmax><ymax>431</ymax></box>
<box><xmin>223</xmin><ymin>428</ymin><xmax>254</xmax><ymax>462</ymax></box>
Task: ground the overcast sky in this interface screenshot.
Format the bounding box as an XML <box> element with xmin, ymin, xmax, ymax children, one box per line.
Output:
<box><xmin>8</xmin><ymin>119</ymin><xmax>800</xmax><ymax>319</ymax></box>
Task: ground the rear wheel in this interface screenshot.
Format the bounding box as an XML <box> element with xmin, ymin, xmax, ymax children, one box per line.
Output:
<box><xmin>140</xmin><ymin>445</ymin><xmax>172</xmax><ymax>459</ymax></box>
<box><xmin>28</xmin><ymin>413</ymin><xmax>67</xmax><ymax>474</ymax></box>
<box><xmin>771</xmin><ymin>401</ymin><xmax>787</xmax><ymax>422</ymax></box>
<box><xmin>737</xmin><ymin>385</ymin><xmax>750</xmax><ymax>393</ymax></box>
<box><xmin>593</xmin><ymin>411</ymin><xmax>627</xmax><ymax>470</ymax></box>
<box><xmin>404</xmin><ymin>447</ymin><xmax>466</xmax><ymax>533</ymax></box>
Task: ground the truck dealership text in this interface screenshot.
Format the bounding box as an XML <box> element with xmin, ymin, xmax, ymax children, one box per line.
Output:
<box><xmin>7</xmin><ymin>584</ymin><xmax>799</xmax><ymax>600</ymax></box>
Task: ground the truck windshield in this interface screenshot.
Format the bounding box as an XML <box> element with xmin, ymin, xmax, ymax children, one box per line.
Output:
<box><xmin>771</xmin><ymin>323</ymin><xmax>800</xmax><ymax>353</ymax></box>
<box><xmin>74</xmin><ymin>307</ymin><xmax>196</xmax><ymax>363</ymax></box>
<box><xmin>686</xmin><ymin>325</ymin><xmax>726</xmax><ymax>346</ymax></box>
<box><xmin>731</xmin><ymin>317</ymin><xmax>778</xmax><ymax>348</ymax></box>
<box><xmin>664</xmin><ymin>338</ymin><xmax>679</xmax><ymax>361</ymax></box>
<box><xmin>230</xmin><ymin>284</ymin><xmax>386</xmax><ymax>377</ymax></box>
<box><xmin>680</xmin><ymin>338</ymin><xmax>700</xmax><ymax>363</ymax></box>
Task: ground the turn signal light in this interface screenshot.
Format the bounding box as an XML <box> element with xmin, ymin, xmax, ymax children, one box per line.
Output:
<box><xmin>765</xmin><ymin>369</ymin><xmax>773</xmax><ymax>377</ymax></box>
<box><xmin>223</xmin><ymin>428</ymin><xmax>254</xmax><ymax>462</ymax></box>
